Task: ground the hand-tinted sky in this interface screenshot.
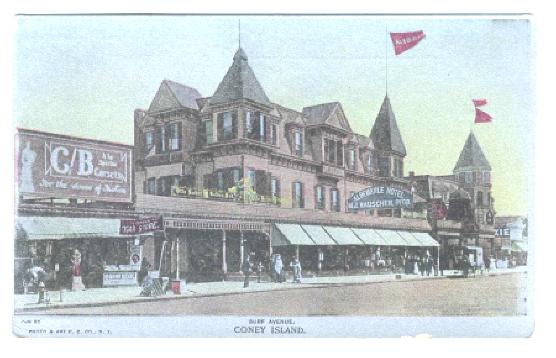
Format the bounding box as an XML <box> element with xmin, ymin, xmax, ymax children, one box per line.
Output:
<box><xmin>14</xmin><ymin>15</ymin><xmax>532</xmax><ymax>215</ymax></box>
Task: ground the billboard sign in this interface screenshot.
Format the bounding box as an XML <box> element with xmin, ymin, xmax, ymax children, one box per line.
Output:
<box><xmin>16</xmin><ymin>130</ymin><xmax>133</xmax><ymax>202</ymax></box>
<box><xmin>347</xmin><ymin>186</ymin><xmax>413</xmax><ymax>210</ymax></box>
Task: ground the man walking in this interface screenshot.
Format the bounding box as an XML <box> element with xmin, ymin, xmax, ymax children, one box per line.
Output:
<box><xmin>242</xmin><ymin>255</ymin><xmax>252</xmax><ymax>288</ymax></box>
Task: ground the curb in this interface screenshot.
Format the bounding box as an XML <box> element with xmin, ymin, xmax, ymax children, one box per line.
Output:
<box><xmin>14</xmin><ymin>271</ymin><xmax>525</xmax><ymax>313</ymax></box>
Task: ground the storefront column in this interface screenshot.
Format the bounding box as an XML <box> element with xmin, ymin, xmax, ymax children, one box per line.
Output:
<box><xmin>344</xmin><ymin>247</ymin><xmax>349</xmax><ymax>270</ymax></box>
<box><xmin>222</xmin><ymin>230</ymin><xmax>228</xmax><ymax>274</ymax></box>
<box><xmin>268</xmin><ymin>230</ymin><xmax>273</xmax><ymax>256</ymax></box>
<box><xmin>317</xmin><ymin>247</ymin><xmax>323</xmax><ymax>272</ymax></box>
<box><xmin>239</xmin><ymin>230</ymin><xmax>244</xmax><ymax>271</ymax></box>
<box><xmin>436</xmin><ymin>246</ymin><xmax>440</xmax><ymax>275</ymax></box>
<box><xmin>295</xmin><ymin>245</ymin><xmax>300</xmax><ymax>260</ymax></box>
<box><xmin>175</xmin><ymin>238</ymin><xmax>180</xmax><ymax>280</ymax></box>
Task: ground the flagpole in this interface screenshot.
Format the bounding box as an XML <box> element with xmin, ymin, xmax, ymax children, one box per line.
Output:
<box><xmin>385</xmin><ymin>25</ymin><xmax>388</xmax><ymax>95</ymax></box>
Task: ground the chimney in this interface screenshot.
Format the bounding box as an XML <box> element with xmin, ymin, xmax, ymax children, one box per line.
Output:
<box><xmin>409</xmin><ymin>171</ymin><xmax>415</xmax><ymax>177</ymax></box>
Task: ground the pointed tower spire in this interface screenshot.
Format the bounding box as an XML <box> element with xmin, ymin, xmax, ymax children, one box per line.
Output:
<box><xmin>209</xmin><ymin>48</ymin><xmax>271</xmax><ymax>107</ymax></box>
<box><xmin>370</xmin><ymin>95</ymin><xmax>406</xmax><ymax>156</ymax></box>
<box><xmin>454</xmin><ymin>131</ymin><xmax>491</xmax><ymax>171</ymax></box>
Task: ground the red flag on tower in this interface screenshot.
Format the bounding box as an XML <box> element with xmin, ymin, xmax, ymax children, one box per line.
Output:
<box><xmin>472</xmin><ymin>99</ymin><xmax>488</xmax><ymax>107</ymax></box>
<box><xmin>390</xmin><ymin>30</ymin><xmax>425</xmax><ymax>55</ymax></box>
<box><xmin>475</xmin><ymin>108</ymin><xmax>492</xmax><ymax>123</ymax></box>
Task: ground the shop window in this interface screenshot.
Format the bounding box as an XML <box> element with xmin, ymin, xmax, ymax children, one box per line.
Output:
<box><xmin>315</xmin><ymin>185</ymin><xmax>324</xmax><ymax>210</ymax></box>
<box><xmin>292</xmin><ymin>181</ymin><xmax>304</xmax><ymax>208</ymax></box>
<box><xmin>232</xmin><ymin>168</ymin><xmax>241</xmax><ymax>185</ymax></box>
<box><xmin>248</xmin><ymin>169</ymin><xmax>256</xmax><ymax>190</ymax></box>
<box><xmin>144</xmin><ymin>131</ymin><xmax>155</xmax><ymax>155</ymax></box>
<box><xmin>377</xmin><ymin>209</ymin><xmax>392</xmax><ymax>217</ymax></box>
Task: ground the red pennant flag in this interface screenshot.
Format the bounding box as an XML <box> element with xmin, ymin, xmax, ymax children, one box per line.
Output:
<box><xmin>390</xmin><ymin>30</ymin><xmax>425</xmax><ymax>55</ymax></box>
<box><xmin>475</xmin><ymin>108</ymin><xmax>492</xmax><ymax>123</ymax></box>
<box><xmin>473</xmin><ymin>99</ymin><xmax>488</xmax><ymax>107</ymax></box>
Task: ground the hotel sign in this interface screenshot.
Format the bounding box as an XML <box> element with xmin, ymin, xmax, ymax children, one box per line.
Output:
<box><xmin>16</xmin><ymin>130</ymin><xmax>133</xmax><ymax>202</ymax></box>
<box><xmin>120</xmin><ymin>217</ymin><xmax>163</xmax><ymax>235</ymax></box>
<box><xmin>347</xmin><ymin>186</ymin><xmax>413</xmax><ymax>210</ymax></box>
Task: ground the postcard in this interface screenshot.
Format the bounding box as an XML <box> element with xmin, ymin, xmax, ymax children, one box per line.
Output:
<box><xmin>13</xmin><ymin>14</ymin><xmax>533</xmax><ymax>337</ymax></box>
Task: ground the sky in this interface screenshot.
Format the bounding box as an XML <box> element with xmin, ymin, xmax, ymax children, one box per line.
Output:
<box><xmin>14</xmin><ymin>15</ymin><xmax>533</xmax><ymax>216</ymax></box>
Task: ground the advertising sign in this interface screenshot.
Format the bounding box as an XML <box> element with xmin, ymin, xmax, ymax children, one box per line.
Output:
<box><xmin>347</xmin><ymin>186</ymin><xmax>413</xmax><ymax>210</ymax></box>
<box><xmin>16</xmin><ymin>130</ymin><xmax>132</xmax><ymax>202</ymax></box>
<box><xmin>120</xmin><ymin>217</ymin><xmax>163</xmax><ymax>235</ymax></box>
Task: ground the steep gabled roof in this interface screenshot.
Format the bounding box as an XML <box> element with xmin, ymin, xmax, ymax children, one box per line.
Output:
<box><xmin>302</xmin><ymin>102</ymin><xmax>352</xmax><ymax>131</ymax></box>
<box><xmin>209</xmin><ymin>48</ymin><xmax>271</xmax><ymax>107</ymax></box>
<box><xmin>454</xmin><ymin>131</ymin><xmax>491</xmax><ymax>171</ymax></box>
<box><xmin>354</xmin><ymin>133</ymin><xmax>374</xmax><ymax>149</ymax></box>
<box><xmin>148</xmin><ymin>80</ymin><xmax>202</xmax><ymax>113</ymax></box>
<box><xmin>370</xmin><ymin>95</ymin><xmax>406</xmax><ymax>156</ymax></box>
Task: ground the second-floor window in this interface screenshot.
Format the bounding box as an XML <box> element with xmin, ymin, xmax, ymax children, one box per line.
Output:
<box><xmin>144</xmin><ymin>131</ymin><xmax>155</xmax><ymax>154</ymax></box>
<box><xmin>292</xmin><ymin>181</ymin><xmax>304</xmax><ymax>208</ymax></box>
<box><xmin>366</xmin><ymin>152</ymin><xmax>374</xmax><ymax>174</ymax></box>
<box><xmin>315</xmin><ymin>185</ymin><xmax>324</xmax><ymax>210</ymax></box>
<box><xmin>270</xmin><ymin>124</ymin><xmax>277</xmax><ymax>145</ymax></box>
<box><xmin>330</xmin><ymin>188</ymin><xmax>340</xmax><ymax>212</ymax></box>
<box><xmin>348</xmin><ymin>148</ymin><xmax>357</xmax><ymax>171</ymax></box>
<box><xmin>157</xmin><ymin>126</ymin><xmax>166</xmax><ymax>154</ymax></box>
<box><xmin>324</xmin><ymin>138</ymin><xmax>343</xmax><ymax>166</ymax></box>
<box><xmin>477</xmin><ymin>191</ymin><xmax>483</xmax><ymax>207</ymax></box>
<box><xmin>218</xmin><ymin>111</ymin><xmax>237</xmax><ymax>141</ymax></box>
<box><xmin>271</xmin><ymin>178</ymin><xmax>280</xmax><ymax>203</ymax></box>
<box><xmin>483</xmin><ymin>171</ymin><xmax>491</xmax><ymax>184</ymax></box>
<box><xmin>464</xmin><ymin>172</ymin><xmax>472</xmax><ymax>184</ymax></box>
<box><xmin>168</xmin><ymin>122</ymin><xmax>181</xmax><ymax>151</ymax></box>
<box><xmin>294</xmin><ymin>130</ymin><xmax>303</xmax><ymax>157</ymax></box>
<box><xmin>205</xmin><ymin>120</ymin><xmax>213</xmax><ymax>144</ymax></box>
<box><xmin>378</xmin><ymin>157</ymin><xmax>389</xmax><ymax>177</ymax></box>
<box><xmin>146</xmin><ymin>177</ymin><xmax>156</xmax><ymax>194</ymax></box>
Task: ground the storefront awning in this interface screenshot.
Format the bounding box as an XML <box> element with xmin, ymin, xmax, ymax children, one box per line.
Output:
<box><xmin>512</xmin><ymin>242</ymin><xmax>528</xmax><ymax>252</ymax></box>
<box><xmin>16</xmin><ymin>216</ymin><xmax>130</xmax><ymax>241</ymax></box>
<box><xmin>410</xmin><ymin>232</ymin><xmax>440</xmax><ymax>247</ymax></box>
<box><xmin>273</xmin><ymin>224</ymin><xmax>316</xmax><ymax>246</ymax></box>
<box><xmin>351</xmin><ymin>228</ymin><xmax>388</xmax><ymax>246</ymax></box>
<box><xmin>323</xmin><ymin>226</ymin><xmax>364</xmax><ymax>245</ymax></box>
<box><xmin>301</xmin><ymin>225</ymin><xmax>337</xmax><ymax>246</ymax></box>
<box><xmin>374</xmin><ymin>229</ymin><xmax>408</xmax><ymax>246</ymax></box>
<box><xmin>396</xmin><ymin>231</ymin><xmax>423</xmax><ymax>247</ymax></box>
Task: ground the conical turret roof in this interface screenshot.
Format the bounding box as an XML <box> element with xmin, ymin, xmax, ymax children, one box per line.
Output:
<box><xmin>209</xmin><ymin>48</ymin><xmax>271</xmax><ymax>107</ymax></box>
<box><xmin>370</xmin><ymin>95</ymin><xmax>406</xmax><ymax>156</ymax></box>
<box><xmin>454</xmin><ymin>131</ymin><xmax>491</xmax><ymax>171</ymax></box>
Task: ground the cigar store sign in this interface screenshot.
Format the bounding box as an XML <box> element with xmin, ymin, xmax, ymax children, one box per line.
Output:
<box><xmin>16</xmin><ymin>131</ymin><xmax>133</xmax><ymax>202</ymax></box>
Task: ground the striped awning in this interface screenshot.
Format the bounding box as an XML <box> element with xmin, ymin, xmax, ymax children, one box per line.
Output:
<box><xmin>374</xmin><ymin>229</ymin><xmax>408</xmax><ymax>246</ymax></box>
<box><xmin>397</xmin><ymin>231</ymin><xmax>423</xmax><ymax>246</ymax></box>
<box><xmin>301</xmin><ymin>224</ymin><xmax>337</xmax><ymax>246</ymax></box>
<box><xmin>323</xmin><ymin>226</ymin><xmax>364</xmax><ymax>245</ymax></box>
<box><xmin>273</xmin><ymin>223</ymin><xmax>316</xmax><ymax>246</ymax></box>
<box><xmin>410</xmin><ymin>232</ymin><xmax>440</xmax><ymax>247</ymax></box>
<box><xmin>16</xmin><ymin>216</ymin><xmax>130</xmax><ymax>241</ymax></box>
<box><xmin>351</xmin><ymin>228</ymin><xmax>388</xmax><ymax>246</ymax></box>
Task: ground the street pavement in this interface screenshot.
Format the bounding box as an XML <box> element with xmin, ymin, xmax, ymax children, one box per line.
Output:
<box><xmin>14</xmin><ymin>267</ymin><xmax>528</xmax><ymax>316</ymax></box>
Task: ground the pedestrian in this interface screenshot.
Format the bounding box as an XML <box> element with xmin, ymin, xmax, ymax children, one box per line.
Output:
<box><xmin>138</xmin><ymin>257</ymin><xmax>151</xmax><ymax>285</ymax></box>
<box><xmin>462</xmin><ymin>255</ymin><xmax>470</xmax><ymax>278</ymax></box>
<box><xmin>274</xmin><ymin>254</ymin><xmax>283</xmax><ymax>283</ymax></box>
<box><xmin>484</xmin><ymin>255</ymin><xmax>491</xmax><ymax>273</ymax></box>
<box><xmin>256</xmin><ymin>261</ymin><xmax>264</xmax><ymax>283</ymax></box>
<box><xmin>419</xmin><ymin>257</ymin><xmax>426</xmax><ymax>276</ymax></box>
<box><xmin>242</xmin><ymin>255</ymin><xmax>252</xmax><ymax>288</ymax></box>
<box><xmin>426</xmin><ymin>256</ymin><xmax>434</xmax><ymax>276</ymax></box>
<box><xmin>290</xmin><ymin>258</ymin><xmax>302</xmax><ymax>283</ymax></box>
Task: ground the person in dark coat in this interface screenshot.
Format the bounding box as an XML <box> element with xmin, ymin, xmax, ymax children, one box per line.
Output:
<box><xmin>426</xmin><ymin>256</ymin><xmax>434</xmax><ymax>276</ymax></box>
<box><xmin>462</xmin><ymin>256</ymin><xmax>470</xmax><ymax>278</ymax></box>
<box><xmin>419</xmin><ymin>257</ymin><xmax>426</xmax><ymax>276</ymax></box>
<box><xmin>242</xmin><ymin>255</ymin><xmax>252</xmax><ymax>288</ymax></box>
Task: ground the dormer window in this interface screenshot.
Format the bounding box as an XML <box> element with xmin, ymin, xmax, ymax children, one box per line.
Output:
<box><xmin>348</xmin><ymin>148</ymin><xmax>357</xmax><ymax>171</ymax></box>
<box><xmin>245</xmin><ymin>111</ymin><xmax>267</xmax><ymax>142</ymax></box>
<box><xmin>324</xmin><ymin>138</ymin><xmax>343</xmax><ymax>167</ymax></box>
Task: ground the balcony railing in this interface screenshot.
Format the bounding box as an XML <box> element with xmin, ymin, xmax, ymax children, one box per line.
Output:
<box><xmin>169</xmin><ymin>185</ymin><xmax>281</xmax><ymax>206</ymax></box>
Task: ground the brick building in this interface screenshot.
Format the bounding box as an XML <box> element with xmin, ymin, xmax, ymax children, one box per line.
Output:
<box><xmin>132</xmin><ymin>47</ymin><xmax>439</xmax><ymax>281</ymax></box>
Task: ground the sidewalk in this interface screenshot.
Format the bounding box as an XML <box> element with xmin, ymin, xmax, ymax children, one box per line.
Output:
<box><xmin>14</xmin><ymin>266</ymin><xmax>527</xmax><ymax>312</ymax></box>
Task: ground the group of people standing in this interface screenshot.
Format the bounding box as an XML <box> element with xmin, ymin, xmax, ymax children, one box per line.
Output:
<box><xmin>404</xmin><ymin>255</ymin><xmax>435</xmax><ymax>276</ymax></box>
<box><xmin>241</xmin><ymin>253</ymin><xmax>302</xmax><ymax>288</ymax></box>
